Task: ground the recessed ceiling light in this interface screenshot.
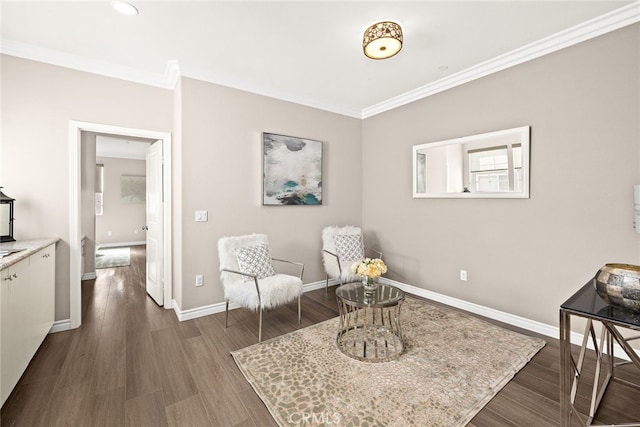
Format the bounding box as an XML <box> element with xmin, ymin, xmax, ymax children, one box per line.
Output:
<box><xmin>111</xmin><ymin>0</ymin><xmax>138</xmax><ymax>16</ymax></box>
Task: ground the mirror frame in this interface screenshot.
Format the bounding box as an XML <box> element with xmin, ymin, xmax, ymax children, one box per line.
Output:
<box><xmin>412</xmin><ymin>126</ymin><xmax>530</xmax><ymax>199</ymax></box>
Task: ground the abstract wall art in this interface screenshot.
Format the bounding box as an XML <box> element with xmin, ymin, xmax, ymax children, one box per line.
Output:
<box><xmin>262</xmin><ymin>132</ymin><xmax>322</xmax><ymax>205</ymax></box>
<box><xmin>120</xmin><ymin>175</ymin><xmax>146</xmax><ymax>204</ymax></box>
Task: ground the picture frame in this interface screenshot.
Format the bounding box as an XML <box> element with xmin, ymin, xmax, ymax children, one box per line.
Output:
<box><xmin>120</xmin><ymin>175</ymin><xmax>146</xmax><ymax>204</ymax></box>
<box><xmin>262</xmin><ymin>132</ymin><xmax>322</xmax><ymax>205</ymax></box>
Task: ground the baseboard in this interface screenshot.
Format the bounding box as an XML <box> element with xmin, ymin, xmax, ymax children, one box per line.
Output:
<box><xmin>379</xmin><ymin>277</ymin><xmax>639</xmax><ymax>361</ymax></box>
<box><xmin>49</xmin><ymin>319</ymin><xmax>71</xmax><ymax>333</ymax></box>
<box><xmin>81</xmin><ymin>272</ymin><xmax>97</xmax><ymax>281</ymax></box>
<box><xmin>172</xmin><ymin>279</ymin><xmax>333</xmax><ymax>321</ymax></box>
<box><xmin>172</xmin><ymin>299</ymin><xmax>226</xmax><ymax>321</ymax></box>
<box><xmin>97</xmin><ymin>241</ymin><xmax>145</xmax><ymax>249</ymax></box>
<box><xmin>380</xmin><ymin>277</ymin><xmax>558</xmax><ymax>338</ymax></box>
<box><xmin>169</xmin><ymin>275</ymin><xmax>638</xmax><ymax>360</ymax></box>
<box><xmin>303</xmin><ymin>278</ymin><xmax>338</xmax><ymax>292</ymax></box>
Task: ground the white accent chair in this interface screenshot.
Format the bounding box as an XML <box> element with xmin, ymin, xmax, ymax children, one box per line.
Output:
<box><xmin>218</xmin><ymin>233</ymin><xmax>304</xmax><ymax>343</ymax></box>
<box><xmin>322</xmin><ymin>225</ymin><xmax>382</xmax><ymax>292</ymax></box>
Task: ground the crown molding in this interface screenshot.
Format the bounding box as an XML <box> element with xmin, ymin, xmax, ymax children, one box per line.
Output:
<box><xmin>0</xmin><ymin>39</ymin><xmax>174</xmax><ymax>89</ymax></box>
<box><xmin>177</xmin><ymin>63</ymin><xmax>363</xmax><ymax>118</ymax></box>
<box><xmin>165</xmin><ymin>60</ymin><xmax>181</xmax><ymax>89</ymax></box>
<box><xmin>0</xmin><ymin>39</ymin><xmax>361</xmax><ymax>118</ymax></box>
<box><xmin>2</xmin><ymin>1</ymin><xmax>638</xmax><ymax>119</ymax></box>
<box><xmin>362</xmin><ymin>1</ymin><xmax>640</xmax><ymax>119</ymax></box>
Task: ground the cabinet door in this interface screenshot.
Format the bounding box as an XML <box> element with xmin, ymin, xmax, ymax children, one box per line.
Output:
<box><xmin>1</xmin><ymin>258</ymin><xmax>30</xmax><ymax>406</ymax></box>
<box><xmin>29</xmin><ymin>244</ymin><xmax>56</xmax><ymax>341</ymax></box>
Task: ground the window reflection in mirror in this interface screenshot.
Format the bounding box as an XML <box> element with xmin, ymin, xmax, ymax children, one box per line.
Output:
<box><xmin>412</xmin><ymin>126</ymin><xmax>530</xmax><ymax>198</ymax></box>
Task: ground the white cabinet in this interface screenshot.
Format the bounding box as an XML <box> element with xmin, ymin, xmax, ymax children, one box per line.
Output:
<box><xmin>1</xmin><ymin>243</ymin><xmax>56</xmax><ymax>406</ymax></box>
<box><xmin>1</xmin><ymin>257</ymin><xmax>30</xmax><ymax>406</ymax></box>
<box><xmin>27</xmin><ymin>245</ymin><xmax>55</xmax><ymax>357</ymax></box>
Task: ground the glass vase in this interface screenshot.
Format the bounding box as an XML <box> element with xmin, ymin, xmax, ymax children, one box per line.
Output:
<box><xmin>362</xmin><ymin>276</ymin><xmax>378</xmax><ymax>295</ymax></box>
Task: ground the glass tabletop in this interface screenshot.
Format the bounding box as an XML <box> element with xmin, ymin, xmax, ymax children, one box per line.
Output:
<box><xmin>561</xmin><ymin>278</ymin><xmax>640</xmax><ymax>329</ymax></box>
<box><xmin>335</xmin><ymin>282</ymin><xmax>405</xmax><ymax>308</ymax></box>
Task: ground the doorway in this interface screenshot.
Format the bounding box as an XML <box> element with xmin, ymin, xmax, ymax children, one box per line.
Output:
<box><xmin>69</xmin><ymin>121</ymin><xmax>172</xmax><ymax>329</ymax></box>
<box><xmin>92</xmin><ymin>136</ymin><xmax>155</xmax><ymax>301</ymax></box>
<box><xmin>93</xmin><ymin>134</ymin><xmax>151</xmax><ymax>264</ymax></box>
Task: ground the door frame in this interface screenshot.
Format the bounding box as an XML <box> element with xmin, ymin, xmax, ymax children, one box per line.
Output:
<box><xmin>69</xmin><ymin>120</ymin><xmax>172</xmax><ymax>329</ymax></box>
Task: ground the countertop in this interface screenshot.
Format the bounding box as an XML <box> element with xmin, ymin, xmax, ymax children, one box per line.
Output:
<box><xmin>0</xmin><ymin>238</ymin><xmax>60</xmax><ymax>270</ymax></box>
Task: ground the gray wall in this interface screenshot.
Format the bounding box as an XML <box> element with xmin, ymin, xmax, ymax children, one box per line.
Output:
<box><xmin>175</xmin><ymin>77</ymin><xmax>362</xmax><ymax>310</ymax></box>
<box><xmin>1</xmin><ymin>23</ymin><xmax>638</xmax><ymax>332</ymax></box>
<box><xmin>80</xmin><ymin>132</ymin><xmax>97</xmax><ymax>275</ymax></box>
<box><xmin>95</xmin><ymin>156</ymin><xmax>146</xmax><ymax>246</ymax></box>
<box><xmin>362</xmin><ymin>24</ymin><xmax>640</xmax><ymax>327</ymax></box>
<box><xmin>0</xmin><ymin>56</ymin><xmax>173</xmax><ymax>320</ymax></box>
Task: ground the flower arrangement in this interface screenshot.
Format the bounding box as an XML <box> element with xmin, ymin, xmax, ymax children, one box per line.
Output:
<box><xmin>351</xmin><ymin>258</ymin><xmax>387</xmax><ymax>283</ymax></box>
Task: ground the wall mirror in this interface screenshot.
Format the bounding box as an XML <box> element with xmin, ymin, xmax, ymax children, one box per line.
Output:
<box><xmin>412</xmin><ymin>126</ymin><xmax>530</xmax><ymax>199</ymax></box>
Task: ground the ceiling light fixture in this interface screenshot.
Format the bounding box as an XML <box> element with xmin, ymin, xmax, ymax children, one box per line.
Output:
<box><xmin>363</xmin><ymin>21</ymin><xmax>403</xmax><ymax>60</ymax></box>
<box><xmin>111</xmin><ymin>0</ymin><xmax>139</xmax><ymax>16</ymax></box>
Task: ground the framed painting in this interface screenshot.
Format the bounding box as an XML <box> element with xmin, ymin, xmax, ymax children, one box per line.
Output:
<box><xmin>263</xmin><ymin>132</ymin><xmax>322</xmax><ymax>205</ymax></box>
<box><xmin>121</xmin><ymin>175</ymin><xmax>146</xmax><ymax>204</ymax></box>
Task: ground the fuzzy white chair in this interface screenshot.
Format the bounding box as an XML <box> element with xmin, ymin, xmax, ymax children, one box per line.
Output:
<box><xmin>218</xmin><ymin>233</ymin><xmax>304</xmax><ymax>343</ymax></box>
<box><xmin>322</xmin><ymin>225</ymin><xmax>382</xmax><ymax>292</ymax></box>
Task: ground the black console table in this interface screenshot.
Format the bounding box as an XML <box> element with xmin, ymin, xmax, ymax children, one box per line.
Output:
<box><xmin>560</xmin><ymin>279</ymin><xmax>640</xmax><ymax>426</ymax></box>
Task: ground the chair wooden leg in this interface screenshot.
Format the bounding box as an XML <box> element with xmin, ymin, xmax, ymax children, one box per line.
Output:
<box><xmin>225</xmin><ymin>300</ymin><xmax>229</xmax><ymax>328</ymax></box>
<box><xmin>258</xmin><ymin>307</ymin><xmax>263</xmax><ymax>343</ymax></box>
<box><xmin>298</xmin><ymin>295</ymin><xmax>301</xmax><ymax>325</ymax></box>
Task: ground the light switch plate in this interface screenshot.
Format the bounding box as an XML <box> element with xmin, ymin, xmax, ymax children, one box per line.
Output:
<box><xmin>195</xmin><ymin>210</ymin><xmax>208</xmax><ymax>222</ymax></box>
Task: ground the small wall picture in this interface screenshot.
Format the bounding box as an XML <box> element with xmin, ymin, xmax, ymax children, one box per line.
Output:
<box><xmin>263</xmin><ymin>132</ymin><xmax>322</xmax><ymax>205</ymax></box>
<box><xmin>121</xmin><ymin>175</ymin><xmax>146</xmax><ymax>204</ymax></box>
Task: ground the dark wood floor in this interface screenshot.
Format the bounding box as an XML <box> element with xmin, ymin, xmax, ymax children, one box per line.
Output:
<box><xmin>2</xmin><ymin>246</ymin><xmax>640</xmax><ymax>426</ymax></box>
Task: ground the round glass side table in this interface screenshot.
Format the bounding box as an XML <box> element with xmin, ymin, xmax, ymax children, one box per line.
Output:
<box><xmin>335</xmin><ymin>282</ymin><xmax>405</xmax><ymax>362</ymax></box>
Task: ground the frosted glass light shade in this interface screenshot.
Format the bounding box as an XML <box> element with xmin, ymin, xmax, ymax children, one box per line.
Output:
<box><xmin>363</xmin><ymin>21</ymin><xmax>403</xmax><ymax>60</ymax></box>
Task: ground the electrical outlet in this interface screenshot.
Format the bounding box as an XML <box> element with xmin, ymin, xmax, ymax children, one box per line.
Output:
<box><xmin>195</xmin><ymin>210</ymin><xmax>208</xmax><ymax>222</ymax></box>
<box><xmin>195</xmin><ymin>274</ymin><xmax>204</xmax><ymax>287</ymax></box>
<box><xmin>460</xmin><ymin>270</ymin><xmax>468</xmax><ymax>281</ymax></box>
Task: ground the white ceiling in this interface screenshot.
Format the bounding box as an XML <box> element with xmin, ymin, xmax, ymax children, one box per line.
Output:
<box><xmin>1</xmin><ymin>1</ymin><xmax>638</xmax><ymax>118</ymax></box>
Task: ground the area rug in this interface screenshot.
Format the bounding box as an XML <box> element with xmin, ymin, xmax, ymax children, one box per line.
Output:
<box><xmin>95</xmin><ymin>246</ymin><xmax>131</xmax><ymax>269</ymax></box>
<box><xmin>231</xmin><ymin>297</ymin><xmax>546</xmax><ymax>427</ymax></box>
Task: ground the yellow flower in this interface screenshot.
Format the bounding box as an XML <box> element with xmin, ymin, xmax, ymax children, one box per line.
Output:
<box><xmin>351</xmin><ymin>258</ymin><xmax>387</xmax><ymax>279</ymax></box>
